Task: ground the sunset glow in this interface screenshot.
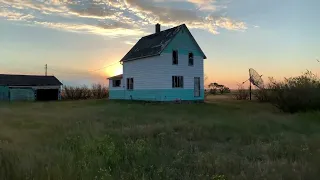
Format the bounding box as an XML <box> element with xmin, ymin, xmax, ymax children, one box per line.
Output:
<box><xmin>106</xmin><ymin>65</ymin><xmax>123</xmax><ymax>78</ymax></box>
<box><xmin>1</xmin><ymin>0</ymin><xmax>319</xmax><ymax>88</ymax></box>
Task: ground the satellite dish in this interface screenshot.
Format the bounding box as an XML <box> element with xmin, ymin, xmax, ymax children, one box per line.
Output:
<box><xmin>249</xmin><ymin>68</ymin><xmax>264</xmax><ymax>89</ymax></box>
<box><xmin>242</xmin><ymin>68</ymin><xmax>264</xmax><ymax>100</ymax></box>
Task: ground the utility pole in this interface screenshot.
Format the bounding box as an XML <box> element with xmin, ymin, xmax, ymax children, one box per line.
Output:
<box><xmin>249</xmin><ymin>81</ymin><xmax>252</xmax><ymax>101</ymax></box>
<box><xmin>45</xmin><ymin>64</ymin><xmax>47</xmax><ymax>76</ymax></box>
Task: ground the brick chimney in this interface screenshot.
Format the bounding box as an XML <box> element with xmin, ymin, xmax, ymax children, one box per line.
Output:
<box><xmin>156</xmin><ymin>23</ymin><xmax>161</xmax><ymax>33</ymax></box>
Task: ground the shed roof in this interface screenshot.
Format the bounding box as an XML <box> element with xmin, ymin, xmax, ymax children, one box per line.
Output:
<box><xmin>120</xmin><ymin>24</ymin><xmax>206</xmax><ymax>62</ymax></box>
<box><xmin>0</xmin><ymin>74</ymin><xmax>63</xmax><ymax>86</ymax></box>
<box><xmin>107</xmin><ymin>74</ymin><xmax>123</xmax><ymax>80</ymax></box>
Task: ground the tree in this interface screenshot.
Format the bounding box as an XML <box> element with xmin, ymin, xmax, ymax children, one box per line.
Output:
<box><xmin>208</xmin><ymin>82</ymin><xmax>231</xmax><ymax>95</ymax></box>
<box><xmin>208</xmin><ymin>83</ymin><xmax>217</xmax><ymax>94</ymax></box>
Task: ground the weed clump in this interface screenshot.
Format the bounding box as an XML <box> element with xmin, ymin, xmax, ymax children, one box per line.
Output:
<box><xmin>255</xmin><ymin>71</ymin><xmax>320</xmax><ymax>113</ymax></box>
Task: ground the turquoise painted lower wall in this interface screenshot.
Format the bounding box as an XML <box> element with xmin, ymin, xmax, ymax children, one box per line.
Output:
<box><xmin>109</xmin><ymin>89</ymin><xmax>204</xmax><ymax>101</ymax></box>
<box><xmin>9</xmin><ymin>88</ymin><xmax>35</xmax><ymax>101</ymax></box>
<box><xmin>0</xmin><ymin>86</ymin><xmax>9</xmax><ymax>101</ymax></box>
<box><xmin>109</xmin><ymin>90</ymin><xmax>126</xmax><ymax>100</ymax></box>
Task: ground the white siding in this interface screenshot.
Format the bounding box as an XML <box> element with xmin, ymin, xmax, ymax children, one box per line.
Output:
<box><xmin>123</xmin><ymin>53</ymin><xmax>204</xmax><ymax>90</ymax></box>
<box><xmin>109</xmin><ymin>79</ymin><xmax>124</xmax><ymax>90</ymax></box>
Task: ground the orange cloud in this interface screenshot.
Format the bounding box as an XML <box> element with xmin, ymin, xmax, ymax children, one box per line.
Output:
<box><xmin>0</xmin><ymin>0</ymin><xmax>247</xmax><ymax>37</ymax></box>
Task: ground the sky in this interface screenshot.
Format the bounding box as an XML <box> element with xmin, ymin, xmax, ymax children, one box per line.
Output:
<box><xmin>0</xmin><ymin>0</ymin><xmax>319</xmax><ymax>88</ymax></box>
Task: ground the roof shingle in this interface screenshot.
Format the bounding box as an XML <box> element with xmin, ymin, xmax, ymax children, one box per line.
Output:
<box><xmin>120</xmin><ymin>24</ymin><xmax>186</xmax><ymax>62</ymax></box>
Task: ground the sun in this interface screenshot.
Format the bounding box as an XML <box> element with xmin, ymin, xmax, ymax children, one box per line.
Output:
<box><xmin>105</xmin><ymin>65</ymin><xmax>122</xmax><ymax>77</ymax></box>
<box><xmin>114</xmin><ymin>67</ymin><xmax>123</xmax><ymax>75</ymax></box>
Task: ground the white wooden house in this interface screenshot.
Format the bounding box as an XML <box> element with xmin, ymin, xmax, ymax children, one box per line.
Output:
<box><xmin>108</xmin><ymin>24</ymin><xmax>207</xmax><ymax>102</ymax></box>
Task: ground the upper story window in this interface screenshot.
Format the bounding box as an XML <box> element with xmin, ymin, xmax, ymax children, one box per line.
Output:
<box><xmin>188</xmin><ymin>52</ymin><xmax>194</xmax><ymax>66</ymax></box>
<box><xmin>112</xmin><ymin>80</ymin><xmax>121</xmax><ymax>87</ymax></box>
<box><xmin>172</xmin><ymin>50</ymin><xmax>178</xmax><ymax>65</ymax></box>
<box><xmin>127</xmin><ymin>78</ymin><xmax>134</xmax><ymax>90</ymax></box>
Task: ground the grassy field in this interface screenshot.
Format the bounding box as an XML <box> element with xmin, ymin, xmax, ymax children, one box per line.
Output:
<box><xmin>0</xmin><ymin>96</ymin><xmax>320</xmax><ymax>180</ymax></box>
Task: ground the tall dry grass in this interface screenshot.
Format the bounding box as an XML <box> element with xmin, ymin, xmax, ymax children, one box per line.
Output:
<box><xmin>233</xmin><ymin>85</ymin><xmax>249</xmax><ymax>100</ymax></box>
<box><xmin>1</xmin><ymin>100</ymin><xmax>320</xmax><ymax>180</ymax></box>
<box><xmin>61</xmin><ymin>83</ymin><xmax>109</xmax><ymax>100</ymax></box>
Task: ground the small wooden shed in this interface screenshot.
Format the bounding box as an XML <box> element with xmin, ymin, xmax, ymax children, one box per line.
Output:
<box><xmin>0</xmin><ymin>74</ymin><xmax>63</xmax><ymax>101</ymax></box>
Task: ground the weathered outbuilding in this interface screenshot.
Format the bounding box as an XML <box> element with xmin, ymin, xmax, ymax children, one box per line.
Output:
<box><xmin>0</xmin><ymin>74</ymin><xmax>63</xmax><ymax>101</ymax></box>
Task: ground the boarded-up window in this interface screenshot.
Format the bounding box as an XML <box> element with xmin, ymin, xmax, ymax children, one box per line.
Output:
<box><xmin>188</xmin><ymin>53</ymin><xmax>194</xmax><ymax>66</ymax></box>
<box><xmin>172</xmin><ymin>76</ymin><xmax>184</xmax><ymax>88</ymax></box>
<box><xmin>194</xmin><ymin>77</ymin><xmax>200</xmax><ymax>97</ymax></box>
<box><xmin>9</xmin><ymin>88</ymin><xmax>35</xmax><ymax>101</ymax></box>
<box><xmin>172</xmin><ymin>50</ymin><xmax>178</xmax><ymax>65</ymax></box>
<box><xmin>127</xmin><ymin>78</ymin><xmax>134</xmax><ymax>90</ymax></box>
<box><xmin>113</xmin><ymin>80</ymin><xmax>121</xmax><ymax>87</ymax></box>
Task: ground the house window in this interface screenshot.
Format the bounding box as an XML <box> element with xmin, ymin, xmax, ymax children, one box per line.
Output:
<box><xmin>112</xmin><ymin>80</ymin><xmax>121</xmax><ymax>87</ymax></box>
<box><xmin>172</xmin><ymin>76</ymin><xmax>184</xmax><ymax>88</ymax></box>
<box><xmin>127</xmin><ymin>78</ymin><xmax>134</xmax><ymax>90</ymax></box>
<box><xmin>188</xmin><ymin>52</ymin><xmax>194</xmax><ymax>66</ymax></box>
<box><xmin>172</xmin><ymin>50</ymin><xmax>178</xmax><ymax>65</ymax></box>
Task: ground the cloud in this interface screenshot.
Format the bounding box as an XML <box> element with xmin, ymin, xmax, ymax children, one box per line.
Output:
<box><xmin>1</xmin><ymin>0</ymin><xmax>69</xmax><ymax>14</ymax></box>
<box><xmin>0</xmin><ymin>0</ymin><xmax>247</xmax><ymax>37</ymax></box>
<box><xmin>124</xmin><ymin>41</ymin><xmax>135</xmax><ymax>45</ymax></box>
<box><xmin>124</xmin><ymin>0</ymin><xmax>246</xmax><ymax>34</ymax></box>
<box><xmin>31</xmin><ymin>20</ymin><xmax>145</xmax><ymax>37</ymax></box>
<box><xmin>0</xmin><ymin>8</ymin><xmax>34</xmax><ymax>21</ymax></box>
<box><xmin>0</xmin><ymin>0</ymin><xmax>145</xmax><ymax>36</ymax></box>
<box><xmin>154</xmin><ymin>0</ymin><xmax>227</xmax><ymax>11</ymax></box>
<box><xmin>175</xmin><ymin>0</ymin><xmax>219</xmax><ymax>10</ymax></box>
<box><xmin>66</xmin><ymin>1</ymin><xmax>121</xmax><ymax>19</ymax></box>
<box><xmin>125</xmin><ymin>0</ymin><xmax>202</xmax><ymax>22</ymax></box>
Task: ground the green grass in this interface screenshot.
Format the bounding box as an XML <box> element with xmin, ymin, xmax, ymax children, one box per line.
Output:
<box><xmin>0</xmin><ymin>98</ymin><xmax>320</xmax><ymax>180</ymax></box>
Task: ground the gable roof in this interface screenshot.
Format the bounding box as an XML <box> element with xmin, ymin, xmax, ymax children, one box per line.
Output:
<box><xmin>120</xmin><ymin>24</ymin><xmax>207</xmax><ymax>62</ymax></box>
<box><xmin>0</xmin><ymin>74</ymin><xmax>63</xmax><ymax>86</ymax></box>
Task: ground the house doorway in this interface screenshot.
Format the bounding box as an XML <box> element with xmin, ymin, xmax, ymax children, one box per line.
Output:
<box><xmin>194</xmin><ymin>77</ymin><xmax>200</xmax><ymax>97</ymax></box>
